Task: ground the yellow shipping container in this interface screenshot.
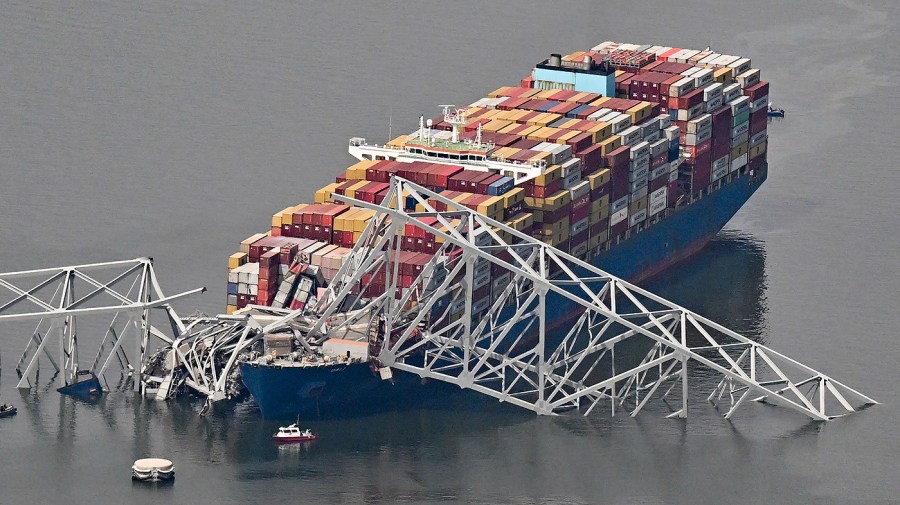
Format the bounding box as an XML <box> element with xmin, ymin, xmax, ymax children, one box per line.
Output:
<box><xmin>588</xmin><ymin>168</ymin><xmax>611</xmax><ymax>189</ymax></box>
<box><xmin>540</xmin><ymin>216</ymin><xmax>570</xmax><ymax>236</ymax></box>
<box><xmin>583</xmin><ymin>121</ymin><xmax>612</xmax><ymax>143</ymax></box>
<box><xmin>590</xmin><ymin>204</ymin><xmax>610</xmax><ymax>224</ymax></box>
<box><xmin>483</xmin><ymin>119</ymin><xmax>513</xmax><ymax>133</ymax></box>
<box><xmin>488</xmin><ymin>86</ymin><xmax>515</xmax><ymax>98</ymax></box>
<box><xmin>526</xmin><ymin>189</ymin><xmax>571</xmax><ymax>211</ymax></box>
<box><xmin>502</xmin><ymin>187</ymin><xmax>525</xmax><ymax>208</ymax></box>
<box><xmin>315</xmin><ymin>183</ymin><xmax>341</xmax><ymax>204</ymax></box>
<box><xmin>528</xmin><ymin>151</ymin><xmax>553</xmax><ymax>165</ymax></box>
<box><xmin>535</xmin><ymin>89</ymin><xmax>560</xmax><ymax>100</ymax></box>
<box><xmin>629</xmin><ymin>197</ymin><xmax>648</xmax><ymax>214</ymax></box>
<box><xmin>509</xmin><ymin>212</ymin><xmax>534</xmax><ymax>231</ymax></box>
<box><xmin>534</xmin><ymin>164</ymin><xmax>562</xmax><ymax>187</ymax></box>
<box><xmin>626</xmin><ymin>102</ymin><xmax>653</xmax><ymax>124</ymax></box>
<box><xmin>591</xmin><ymin>195</ymin><xmax>610</xmax><ymax>212</ymax></box>
<box><xmin>346</xmin><ymin>159</ymin><xmax>379</xmax><ymax>180</ymax></box>
<box><xmin>598</xmin><ymin>136</ymin><xmax>622</xmax><ymax>156</ymax></box>
<box><xmin>528</xmin><ymin>113</ymin><xmax>561</xmax><ymax>127</ymax></box>
<box><xmin>559</xmin><ymin>118</ymin><xmax>583</xmax><ymax>129</ymax></box>
<box><xmin>749</xmin><ymin>140</ymin><xmax>768</xmax><ymax>160</ymax></box>
<box><xmin>553</xmin><ymin>130</ymin><xmax>581</xmax><ymax>145</ymax></box>
<box><xmin>713</xmin><ymin>67</ymin><xmax>734</xmax><ymax>83</ymax></box>
<box><xmin>518</xmin><ymin>88</ymin><xmax>541</xmax><ymax>99</ymax></box>
<box><xmin>228</xmin><ymin>252</ymin><xmax>248</xmax><ymax>270</ymax></box>
<box><xmin>353</xmin><ymin>209</ymin><xmax>376</xmax><ymax>231</ymax></box>
<box><xmin>226</xmin><ymin>305</ymin><xmax>237</xmax><ymax>315</ymax></box>
<box><xmin>345</xmin><ymin>180</ymin><xmax>369</xmax><ymax>199</ymax></box>
<box><xmin>590</xmin><ymin>96</ymin><xmax>612</xmax><ymax>107</ymax></box>
<box><xmin>476</xmin><ymin>196</ymin><xmax>505</xmax><ymax>220</ymax></box>
<box><xmin>731</xmin><ymin>142</ymin><xmax>749</xmax><ymax>159</ymax></box>
<box><xmin>386</xmin><ymin>135</ymin><xmax>409</xmax><ymax>148</ymax></box>
<box><xmin>240</xmin><ymin>233</ymin><xmax>267</xmax><ymax>254</ymax></box>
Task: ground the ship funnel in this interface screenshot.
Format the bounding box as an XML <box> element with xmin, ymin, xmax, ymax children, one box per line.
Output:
<box><xmin>549</xmin><ymin>53</ymin><xmax>562</xmax><ymax>67</ymax></box>
<box><xmin>582</xmin><ymin>55</ymin><xmax>593</xmax><ymax>70</ymax></box>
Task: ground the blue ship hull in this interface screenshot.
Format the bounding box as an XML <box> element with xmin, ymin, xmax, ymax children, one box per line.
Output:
<box><xmin>241</xmin><ymin>167</ymin><xmax>767</xmax><ymax>419</ymax></box>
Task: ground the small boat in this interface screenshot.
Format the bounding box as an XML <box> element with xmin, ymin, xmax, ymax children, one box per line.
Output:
<box><xmin>57</xmin><ymin>370</ymin><xmax>102</xmax><ymax>397</ymax></box>
<box><xmin>0</xmin><ymin>404</ymin><xmax>16</xmax><ymax>418</ymax></box>
<box><xmin>272</xmin><ymin>423</ymin><xmax>318</xmax><ymax>443</ymax></box>
<box><xmin>767</xmin><ymin>105</ymin><xmax>785</xmax><ymax>118</ymax></box>
<box><xmin>132</xmin><ymin>458</ymin><xmax>175</xmax><ymax>482</ymax></box>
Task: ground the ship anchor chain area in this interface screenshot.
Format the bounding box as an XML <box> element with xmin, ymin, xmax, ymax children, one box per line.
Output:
<box><xmin>0</xmin><ymin>178</ymin><xmax>876</xmax><ymax>422</ymax></box>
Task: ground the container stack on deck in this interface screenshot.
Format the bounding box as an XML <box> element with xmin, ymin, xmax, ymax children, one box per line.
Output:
<box><xmin>225</xmin><ymin>41</ymin><xmax>769</xmax><ymax>317</ymax></box>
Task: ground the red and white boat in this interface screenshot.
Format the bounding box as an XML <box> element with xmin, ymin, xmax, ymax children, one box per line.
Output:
<box><xmin>272</xmin><ymin>423</ymin><xmax>317</xmax><ymax>443</ymax></box>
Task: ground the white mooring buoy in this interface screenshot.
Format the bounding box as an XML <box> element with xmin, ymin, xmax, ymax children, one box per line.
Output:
<box><xmin>131</xmin><ymin>458</ymin><xmax>175</xmax><ymax>482</ymax></box>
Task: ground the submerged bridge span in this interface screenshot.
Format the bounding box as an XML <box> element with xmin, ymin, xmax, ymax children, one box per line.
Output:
<box><xmin>0</xmin><ymin>178</ymin><xmax>876</xmax><ymax>421</ymax></box>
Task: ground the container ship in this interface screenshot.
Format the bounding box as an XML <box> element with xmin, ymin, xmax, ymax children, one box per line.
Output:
<box><xmin>228</xmin><ymin>41</ymin><xmax>771</xmax><ymax>418</ymax></box>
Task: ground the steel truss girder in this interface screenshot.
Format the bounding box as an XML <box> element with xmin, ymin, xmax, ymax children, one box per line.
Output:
<box><xmin>292</xmin><ymin>176</ymin><xmax>876</xmax><ymax>421</ymax></box>
<box><xmin>0</xmin><ymin>258</ymin><xmax>203</xmax><ymax>391</ymax></box>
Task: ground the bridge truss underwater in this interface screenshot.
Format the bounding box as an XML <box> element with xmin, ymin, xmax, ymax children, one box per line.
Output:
<box><xmin>0</xmin><ymin>178</ymin><xmax>877</xmax><ymax>422</ymax></box>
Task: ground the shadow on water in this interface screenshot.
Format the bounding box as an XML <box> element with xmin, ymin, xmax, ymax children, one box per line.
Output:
<box><xmin>644</xmin><ymin>229</ymin><xmax>769</xmax><ymax>344</ymax></box>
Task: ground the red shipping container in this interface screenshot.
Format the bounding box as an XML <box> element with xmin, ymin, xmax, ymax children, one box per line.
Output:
<box><xmin>525</xmin><ymin>178</ymin><xmax>563</xmax><ymax>198</ymax></box>
<box><xmin>650</xmin><ymin>175</ymin><xmax>668</xmax><ymax>192</ymax></box>
<box><xmin>476</xmin><ymin>174</ymin><xmax>503</xmax><ymax>194</ymax></box>
<box><xmin>570</xmin><ymin>205</ymin><xmax>590</xmax><ymax>222</ymax></box>
<box><xmin>743</xmin><ymin>81</ymin><xmax>769</xmax><ymax>101</ymax></box>
<box><xmin>667</xmin><ymin>180</ymin><xmax>681</xmax><ymax>206</ymax></box>
<box><xmin>683</xmin><ymin>138</ymin><xmax>712</xmax><ymax>159</ymax></box>
<box><xmin>572</xmin><ymin>193</ymin><xmax>591</xmax><ymax>212</ymax></box>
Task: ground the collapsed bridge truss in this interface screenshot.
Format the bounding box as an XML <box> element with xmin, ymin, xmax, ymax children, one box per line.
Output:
<box><xmin>0</xmin><ymin>179</ymin><xmax>876</xmax><ymax>421</ymax></box>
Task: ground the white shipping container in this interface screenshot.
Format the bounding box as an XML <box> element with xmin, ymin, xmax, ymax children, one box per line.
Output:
<box><xmin>629</xmin><ymin>208</ymin><xmax>648</xmax><ymax>226</ymax></box>
<box><xmin>649</xmin><ymin>197</ymin><xmax>667</xmax><ymax>216</ymax></box>
<box><xmin>610</xmin><ymin>207</ymin><xmax>628</xmax><ymax>226</ymax></box>
<box><xmin>693</xmin><ymin>68</ymin><xmax>714</xmax><ymax>88</ymax></box>
<box><xmin>681</xmin><ymin>66</ymin><xmax>702</xmax><ymax>77</ymax></box>
<box><xmin>650</xmin><ymin>185</ymin><xmax>668</xmax><ymax>205</ymax></box>
<box><xmin>599</xmin><ymin>111</ymin><xmax>621</xmax><ymax>122</ymax></box>
<box><xmin>677</xmin><ymin>103</ymin><xmax>706</xmax><ymax>122</ymax></box>
<box><xmin>730</xmin><ymin>132</ymin><xmax>749</xmax><ymax>148</ymax></box>
<box><xmin>450</xmin><ymin>298</ymin><xmax>465</xmax><ymax>315</ymax></box>
<box><xmin>670</xmin><ymin>77</ymin><xmax>695</xmax><ymax>97</ymax></box>
<box><xmin>650</xmin><ymin>164</ymin><xmax>669</xmax><ymax>181</ymax></box>
<box><xmin>706</xmin><ymin>95</ymin><xmax>724</xmax><ymax>112</ymax></box>
<box><xmin>728</xmin><ymin>57</ymin><xmax>752</xmax><ymax>74</ymax></box>
<box><xmin>729</xmin><ymin>96</ymin><xmax>750</xmax><ymax>115</ymax></box>
<box><xmin>492</xmin><ymin>272</ymin><xmax>512</xmax><ymax>292</ymax></box>
<box><xmin>712</xmin><ymin>165</ymin><xmax>729</xmax><ymax>182</ymax></box>
<box><xmin>731</xmin><ymin>153</ymin><xmax>748</xmax><ymax>171</ymax></box>
<box><xmin>611</xmin><ymin>195</ymin><xmax>629</xmax><ymax>212</ymax></box>
<box><xmin>713</xmin><ymin>155</ymin><xmax>730</xmax><ymax>172</ymax></box>
<box><xmin>711</xmin><ymin>54</ymin><xmax>739</xmax><ymax>67</ymax></box>
<box><xmin>560</xmin><ymin>157</ymin><xmax>581</xmax><ymax>176</ymax></box>
<box><xmin>620</xmin><ymin>126</ymin><xmax>643</xmax><ymax>146</ymax></box>
<box><xmin>656</xmin><ymin>114</ymin><xmax>672</xmax><ymax>129</ymax></box>
<box><xmin>664</xmin><ymin>125</ymin><xmax>680</xmax><ymax>141</ymax></box>
<box><xmin>227</xmin><ymin>294</ymin><xmax>238</xmax><ymax>306</ymax></box>
<box><xmin>630</xmin><ymin>155</ymin><xmax>650</xmax><ymax>174</ymax></box>
<box><xmin>703</xmin><ymin>82</ymin><xmax>723</xmax><ymax>101</ymax></box>
<box><xmin>643</xmin><ymin>130</ymin><xmax>661</xmax><ymax>143</ymax></box>
<box><xmin>591</xmin><ymin>41</ymin><xmax>616</xmax><ymax>53</ymax></box>
<box><xmin>610</xmin><ymin>115</ymin><xmax>632</xmax><ymax>133</ymax></box>
<box><xmin>561</xmin><ymin>171</ymin><xmax>582</xmax><ymax>190</ymax></box>
<box><xmin>631</xmin><ymin>184</ymin><xmax>648</xmax><ymax>200</ymax></box>
<box><xmin>570</xmin><ymin>241</ymin><xmax>588</xmax><ymax>259</ymax></box>
<box><xmin>238</xmin><ymin>283</ymin><xmax>250</xmax><ymax>295</ymax></box>
<box><xmin>699</xmin><ymin>52</ymin><xmax>722</xmax><ymax>65</ymax></box>
<box><xmin>629</xmin><ymin>167</ymin><xmax>649</xmax><ymax>185</ymax></box>
<box><xmin>731</xmin><ymin>122</ymin><xmax>750</xmax><ymax>138</ymax></box>
<box><xmin>750</xmin><ymin>131</ymin><xmax>767</xmax><ymax>147</ymax></box>
<box><xmin>750</xmin><ymin>96</ymin><xmax>769</xmax><ymax>113</ymax></box>
<box><xmin>569</xmin><ymin>180</ymin><xmax>590</xmax><ymax>199</ymax></box>
<box><xmin>571</xmin><ymin>217</ymin><xmax>589</xmax><ymax>236</ymax></box>
<box><xmin>684</xmin><ymin>126</ymin><xmax>712</xmax><ymax>146</ymax></box>
<box><xmin>630</xmin><ymin>141</ymin><xmax>651</xmax><ymax>160</ymax></box>
<box><xmin>472</xmin><ymin>298</ymin><xmax>490</xmax><ymax>316</ymax></box>
<box><xmin>687</xmin><ymin>113</ymin><xmax>713</xmax><ymax>133</ymax></box>
<box><xmin>628</xmin><ymin>171</ymin><xmax>650</xmax><ymax>189</ymax></box>
<box><xmin>473</xmin><ymin>272</ymin><xmax>491</xmax><ymax>290</ymax></box>
<box><xmin>736</xmin><ymin>68</ymin><xmax>761</xmax><ymax>89</ymax></box>
<box><xmin>228</xmin><ymin>270</ymin><xmax>239</xmax><ymax>283</ymax></box>
<box><xmin>669</xmin><ymin>169</ymin><xmax>679</xmax><ymax>182</ymax></box>
<box><xmin>650</xmin><ymin>138</ymin><xmax>669</xmax><ymax>157</ymax></box>
<box><xmin>640</xmin><ymin>120</ymin><xmax>660</xmax><ymax>136</ymax></box>
<box><xmin>723</xmin><ymin>83</ymin><xmax>742</xmax><ymax>102</ymax></box>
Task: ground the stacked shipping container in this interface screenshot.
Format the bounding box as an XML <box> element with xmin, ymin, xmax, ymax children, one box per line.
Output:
<box><xmin>226</xmin><ymin>42</ymin><xmax>768</xmax><ymax>321</ymax></box>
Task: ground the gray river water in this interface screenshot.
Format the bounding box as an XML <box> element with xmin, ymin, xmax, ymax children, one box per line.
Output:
<box><xmin>1</xmin><ymin>1</ymin><xmax>899</xmax><ymax>503</ymax></box>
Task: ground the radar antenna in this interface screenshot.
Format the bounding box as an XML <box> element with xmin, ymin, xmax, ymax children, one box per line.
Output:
<box><xmin>440</xmin><ymin>105</ymin><xmax>468</xmax><ymax>144</ymax></box>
